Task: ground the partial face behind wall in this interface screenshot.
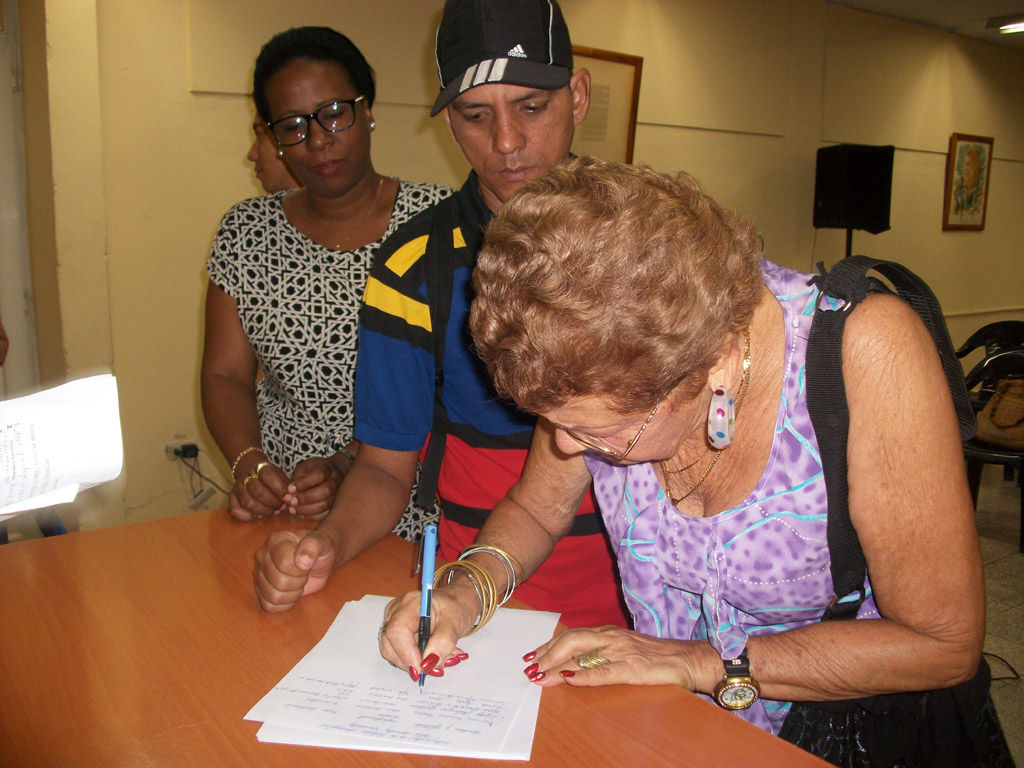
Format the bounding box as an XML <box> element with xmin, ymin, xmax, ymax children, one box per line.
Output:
<box><xmin>248</xmin><ymin>120</ymin><xmax>300</xmax><ymax>194</ymax></box>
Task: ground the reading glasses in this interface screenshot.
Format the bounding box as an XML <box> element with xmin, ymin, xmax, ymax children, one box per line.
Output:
<box><xmin>268</xmin><ymin>96</ymin><xmax>365</xmax><ymax>146</ymax></box>
<box><xmin>565</xmin><ymin>401</ymin><xmax>661</xmax><ymax>460</ymax></box>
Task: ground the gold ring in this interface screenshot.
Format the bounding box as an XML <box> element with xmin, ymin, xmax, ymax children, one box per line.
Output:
<box><xmin>242</xmin><ymin>472</ymin><xmax>256</xmax><ymax>487</ymax></box>
<box><xmin>577</xmin><ymin>651</ymin><xmax>610</xmax><ymax>669</ymax></box>
<box><xmin>253</xmin><ymin>461</ymin><xmax>271</xmax><ymax>476</ymax></box>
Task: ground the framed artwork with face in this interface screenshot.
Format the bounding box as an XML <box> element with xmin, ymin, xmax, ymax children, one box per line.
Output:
<box><xmin>570</xmin><ymin>46</ymin><xmax>643</xmax><ymax>164</ymax></box>
<box><xmin>942</xmin><ymin>133</ymin><xmax>994</xmax><ymax>231</ymax></box>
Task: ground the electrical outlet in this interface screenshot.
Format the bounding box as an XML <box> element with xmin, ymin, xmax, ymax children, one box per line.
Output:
<box><xmin>166</xmin><ymin>441</ymin><xmax>198</xmax><ymax>461</ymax></box>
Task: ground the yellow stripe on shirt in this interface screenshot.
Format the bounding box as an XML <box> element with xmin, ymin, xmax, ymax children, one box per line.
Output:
<box><xmin>370</xmin><ymin>223</ymin><xmax>465</xmax><ymax>332</ymax></box>
<box><xmin>384</xmin><ymin>228</ymin><xmax>466</xmax><ymax>276</ymax></box>
<box><xmin>363</xmin><ymin>276</ymin><xmax>432</xmax><ymax>332</ymax></box>
<box><xmin>384</xmin><ymin>235</ymin><xmax>429</xmax><ymax>277</ymax></box>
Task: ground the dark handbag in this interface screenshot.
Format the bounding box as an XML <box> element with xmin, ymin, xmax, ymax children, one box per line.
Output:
<box><xmin>787</xmin><ymin>257</ymin><xmax>1014</xmax><ymax>768</ymax></box>
<box><xmin>777</xmin><ymin>659</ymin><xmax>1013</xmax><ymax>768</ymax></box>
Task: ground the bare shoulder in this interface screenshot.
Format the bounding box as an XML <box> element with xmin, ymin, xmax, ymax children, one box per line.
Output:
<box><xmin>841</xmin><ymin>291</ymin><xmax>938</xmax><ymax>380</ymax></box>
<box><xmin>840</xmin><ymin>289</ymin><xmax>961</xmax><ymax>449</ymax></box>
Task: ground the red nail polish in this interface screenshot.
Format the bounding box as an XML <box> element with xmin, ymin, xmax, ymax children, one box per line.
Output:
<box><xmin>444</xmin><ymin>655</ymin><xmax>462</xmax><ymax>667</ymax></box>
<box><xmin>409</xmin><ymin>666</ymin><xmax>419</xmax><ymax>682</ymax></box>
<box><xmin>427</xmin><ymin>666</ymin><xmax>444</xmax><ymax>677</ymax></box>
<box><xmin>530</xmin><ymin>672</ymin><xmax>546</xmax><ymax>682</ymax></box>
<box><xmin>421</xmin><ymin>653</ymin><xmax>440</xmax><ymax>671</ymax></box>
<box><xmin>458</xmin><ymin>652</ymin><xmax>470</xmax><ymax>660</ymax></box>
<box><xmin>522</xmin><ymin>651</ymin><xmax>537</xmax><ymax>662</ymax></box>
<box><xmin>524</xmin><ymin>662</ymin><xmax>539</xmax><ymax>677</ymax></box>
<box><xmin>560</xmin><ymin>669</ymin><xmax>576</xmax><ymax>678</ymax></box>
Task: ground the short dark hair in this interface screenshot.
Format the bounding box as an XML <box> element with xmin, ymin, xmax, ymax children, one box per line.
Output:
<box><xmin>252</xmin><ymin>26</ymin><xmax>376</xmax><ymax>122</ymax></box>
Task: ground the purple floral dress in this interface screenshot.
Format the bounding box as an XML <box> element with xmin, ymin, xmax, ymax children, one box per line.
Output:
<box><xmin>584</xmin><ymin>259</ymin><xmax>879</xmax><ymax>734</ymax></box>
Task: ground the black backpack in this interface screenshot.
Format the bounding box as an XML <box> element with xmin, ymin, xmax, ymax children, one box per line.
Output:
<box><xmin>805</xmin><ymin>255</ymin><xmax>976</xmax><ymax>619</ymax></box>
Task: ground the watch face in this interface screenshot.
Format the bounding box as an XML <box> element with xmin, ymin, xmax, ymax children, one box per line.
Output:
<box><xmin>718</xmin><ymin>681</ymin><xmax>757</xmax><ymax>710</ymax></box>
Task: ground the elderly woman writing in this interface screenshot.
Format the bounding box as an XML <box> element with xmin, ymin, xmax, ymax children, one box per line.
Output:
<box><xmin>380</xmin><ymin>157</ymin><xmax>1012</xmax><ymax>766</ymax></box>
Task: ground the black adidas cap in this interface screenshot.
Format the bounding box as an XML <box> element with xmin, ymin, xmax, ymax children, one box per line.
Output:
<box><xmin>430</xmin><ymin>0</ymin><xmax>573</xmax><ymax>116</ymax></box>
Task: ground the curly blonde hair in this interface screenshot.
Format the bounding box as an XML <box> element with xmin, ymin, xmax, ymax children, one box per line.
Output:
<box><xmin>470</xmin><ymin>155</ymin><xmax>764</xmax><ymax>414</ymax></box>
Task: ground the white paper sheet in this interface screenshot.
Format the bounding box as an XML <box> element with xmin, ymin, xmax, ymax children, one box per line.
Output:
<box><xmin>0</xmin><ymin>375</ymin><xmax>123</xmax><ymax>520</ymax></box>
<box><xmin>254</xmin><ymin>686</ymin><xmax>542</xmax><ymax>761</ymax></box>
<box><xmin>246</xmin><ymin>595</ymin><xmax>559</xmax><ymax>760</ymax></box>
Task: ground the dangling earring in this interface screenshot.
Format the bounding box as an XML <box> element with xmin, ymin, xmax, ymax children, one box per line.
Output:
<box><xmin>277</xmin><ymin>149</ymin><xmax>284</xmax><ymax>158</ymax></box>
<box><xmin>707</xmin><ymin>387</ymin><xmax>735</xmax><ymax>449</ymax></box>
<box><xmin>706</xmin><ymin>327</ymin><xmax>751</xmax><ymax>450</ymax></box>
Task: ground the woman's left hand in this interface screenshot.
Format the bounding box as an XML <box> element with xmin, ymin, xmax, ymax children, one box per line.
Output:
<box><xmin>286</xmin><ymin>456</ymin><xmax>344</xmax><ymax>518</ymax></box>
<box><xmin>522</xmin><ymin>626</ymin><xmax>700</xmax><ymax>689</ymax></box>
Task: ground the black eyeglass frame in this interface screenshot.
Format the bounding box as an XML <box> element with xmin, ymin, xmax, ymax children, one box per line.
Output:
<box><xmin>267</xmin><ymin>95</ymin><xmax>366</xmax><ymax>147</ymax></box>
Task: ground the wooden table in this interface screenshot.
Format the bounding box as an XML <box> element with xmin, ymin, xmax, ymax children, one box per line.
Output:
<box><xmin>0</xmin><ymin>509</ymin><xmax>828</xmax><ymax>767</ymax></box>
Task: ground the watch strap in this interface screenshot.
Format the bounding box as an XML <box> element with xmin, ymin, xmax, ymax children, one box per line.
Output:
<box><xmin>723</xmin><ymin>650</ymin><xmax>750</xmax><ymax>678</ymax></box>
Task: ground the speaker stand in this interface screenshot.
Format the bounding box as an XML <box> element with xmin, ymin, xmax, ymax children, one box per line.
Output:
<box><xmin>845</xmin><ymin>228</ymin><xmax>853</xmax><ymax>259</ymax></box>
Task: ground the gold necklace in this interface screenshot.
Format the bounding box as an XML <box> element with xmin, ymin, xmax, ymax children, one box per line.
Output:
<box><xmin>304</xmin><ymin>175</ymin><xmax>384</xmax><ymax>250</ymax></box>
<box><xmin>660</xmin><ymin>327</ymin><xmax>752</xmax><ymax>505</ymax></box>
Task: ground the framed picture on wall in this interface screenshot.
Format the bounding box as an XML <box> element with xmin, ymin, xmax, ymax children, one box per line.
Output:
<box><xmin>942</xmin><ymin>133</ymin><xmax>994</xmax><ymax>231</ymax></box>
<box><xmin>570</xmin><ymin>46</ymin><xmax>643</xmax><ymax>164</ymax></box>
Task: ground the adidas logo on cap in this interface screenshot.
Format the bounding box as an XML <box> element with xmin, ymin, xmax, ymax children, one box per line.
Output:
<box><xmin>507</xmin><ymin>44</ymin><xmax>527</xmax><ymax>58</ymax></box>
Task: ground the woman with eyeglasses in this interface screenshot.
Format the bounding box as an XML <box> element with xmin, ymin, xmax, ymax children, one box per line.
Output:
<box><xmin>379</xmin><ymin>157</ymin><xmax>1012</xmax><ymax>767</ymax></box>
<box><xmin>202</xmin><ymin>27</ymin><xmax>451</xmax><ymax>532</ymax></box>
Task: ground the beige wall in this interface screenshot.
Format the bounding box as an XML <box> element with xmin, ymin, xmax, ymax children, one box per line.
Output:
<box><xmin>18</xmin><ymin>0</ymin><xmax>1024</xmax><ymax>529</ymax></box>
<box><xmin>18</xmin><ymin>0</ymin><xmax>63</xmax><ymax>386</ymax></box>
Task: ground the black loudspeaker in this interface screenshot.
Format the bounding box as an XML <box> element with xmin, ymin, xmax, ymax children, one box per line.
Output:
<box><xmin>813</xmin><ymin>144</ymin><xmax>895</xmax><ymax>235</ymax></box>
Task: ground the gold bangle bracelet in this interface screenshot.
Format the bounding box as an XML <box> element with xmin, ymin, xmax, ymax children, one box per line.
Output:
<box><xmin>459</xmin><ymin>562</ymin><xmax>497</xmax><ymax>633</ymax></box>
<box><xmin>434</xmin><ymin>563</ymin><xmax>485</xmax><ymax>634</ymax></box>
<box><xmin>459</xmin><ymin>545</ymin><xmax>524</xmax><ymax>606</ymax></box>
<box><xmin>230</xmin><ymin>445</ymin><xmax>263</xmax><ymax>481</ymax></box>
<box><xmin>434</xmin><ymin>561</ymin><xmax>498</xmax><ymax>635</ymax></box>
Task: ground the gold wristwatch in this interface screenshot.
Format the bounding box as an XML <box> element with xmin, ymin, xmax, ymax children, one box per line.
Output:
<box><xmin>712</xmin><ymin>651</ymin><xmax>760</xmax><ymax>710</ymax></box>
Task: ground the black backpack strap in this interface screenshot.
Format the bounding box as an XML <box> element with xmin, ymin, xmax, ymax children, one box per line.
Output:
<box><xmin>806</xmin><ymin>259</ymin><xmax>865</xmax><ymax>620</ymax></box>
<box><xmin>414</xmin><ymin>197</ymin><xmax>457</xmax><ymax>509</ymax></box>
<box><xmin>806</xmin><ymin>255</ymin><xmax>976</xmax><ymax>620</ymax></box>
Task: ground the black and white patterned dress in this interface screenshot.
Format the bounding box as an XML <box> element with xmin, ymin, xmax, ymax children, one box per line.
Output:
<box><xmin>207</xmin><ymin>180</ymin><xmax>452</xmax><ymax>539</ymax></box>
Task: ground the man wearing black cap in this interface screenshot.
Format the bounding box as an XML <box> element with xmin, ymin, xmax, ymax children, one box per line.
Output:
<box><xmin>428</xmin><ymin>0</ymin><xmax>586</xmax><ymax>212</ymax></box>
<box><xmin>252</xmin><ymin>0</ymin><xmax>629</xmax><ymax>633</ymax></box>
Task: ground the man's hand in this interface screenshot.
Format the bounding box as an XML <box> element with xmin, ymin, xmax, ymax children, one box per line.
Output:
<box><xmin>252</xmin><ymin>529</ymin><xmax>337</xmax><ymax>612</ymax></box>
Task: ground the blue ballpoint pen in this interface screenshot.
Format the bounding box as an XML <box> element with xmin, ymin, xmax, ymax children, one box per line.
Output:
<box><xmin>418</xmin><ymin>523</ymin><xmax>438</xmax><ymax>687</ymax></box>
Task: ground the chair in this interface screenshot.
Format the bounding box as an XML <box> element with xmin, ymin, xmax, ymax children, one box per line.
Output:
<box><xmin>960</xmin><ymin>346</ymin><xmax>1024</xmax><ymax>552</ymax></box>
<box><xmin>955</xmin><ymin>320</ymin><xmax>1024</xmax><ymax>359</ymax></box>
<box><xmin>955</xmin><ymin>321</ymin><xmax>1024</xmax><ymax>410</ymax></box>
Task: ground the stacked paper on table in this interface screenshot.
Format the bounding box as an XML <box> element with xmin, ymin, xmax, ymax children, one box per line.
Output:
<box><xmin>246</xmin><ymin>594</ymin><xmax>559</xmax><ymax>761</ymax></box>
<box><xmin>0</xmin><ymin>374</ymin><xmax>123</xmax><ymax>520</ymax></box>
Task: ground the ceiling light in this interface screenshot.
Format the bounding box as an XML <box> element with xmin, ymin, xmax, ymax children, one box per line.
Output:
<box><xmin>986</xmin><ymin>13</ymin><xmax>1024</xmax><ymax>34</ymax></box>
